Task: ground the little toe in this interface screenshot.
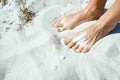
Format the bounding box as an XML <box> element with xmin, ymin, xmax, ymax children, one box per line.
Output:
<box><xmin>75</xmin><ymin>46</ymin><xmax>84</xmax><ymax>53</ymax></box>
<box><xmin>67</xmin><ymin>41</ymin><xmax>76</xmax><ymax>49</ymax></box>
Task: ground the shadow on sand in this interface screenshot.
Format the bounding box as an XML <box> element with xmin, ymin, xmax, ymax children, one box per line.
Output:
<box><xmin>110</xmin><ymin>23</ymin><xmax>120</xmax><ymax>34</ymax></box>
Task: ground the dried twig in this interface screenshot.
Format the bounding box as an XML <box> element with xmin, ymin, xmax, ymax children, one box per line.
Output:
<box><xmin>22</xmin><ymin>8</ymin><xmax>36</xmax><ymax>23</ymax></box>
<box><xmin>20</xmin><ymin>0</ymin><xmax>36</xmax><ymax>23</ymax></box>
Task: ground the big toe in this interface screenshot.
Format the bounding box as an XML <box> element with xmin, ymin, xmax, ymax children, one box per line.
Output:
<box><xmin>54</xmin><ymin>22</ymin><xmax>62</xmax><ymax>28</ymax></box>
<box><xmin>54</xmin><ymin>22</ymin><xmax>65</xmax><ymax>32</ymax></box>
<box><xmin>54</xmin><ymin>18</ymin><xmax>63</xmax><ymax>28</ymax></box>
<box><xmin>81</xmin><ymin>47</ymin><xmax>90</xmax><ymax>53</ymax></box>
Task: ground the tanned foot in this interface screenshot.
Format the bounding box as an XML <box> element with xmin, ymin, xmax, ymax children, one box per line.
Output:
<box><xmin>64</xmin><ymin>20</ymin><xmax>117</xmax><ymax>53</ymax></box>
<box><xmin>54</xmin><ymin>7</ymin><xmax>103</xmax><ymax>32</ymax></box>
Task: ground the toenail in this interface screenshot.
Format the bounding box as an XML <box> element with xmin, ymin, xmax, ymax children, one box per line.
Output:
<box><xmin>56</xmin><ymin>28</ymin><xmax>61</xmax><ymax>32</ymax></box>
<box><xmin>59</xmin><ymin>27</ymin><xmax>64</xmax><ymax>31</ymax></box>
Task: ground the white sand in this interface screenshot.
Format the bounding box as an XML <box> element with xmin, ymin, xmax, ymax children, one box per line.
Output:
<box><xmin>0</xmin><ymin>0</ymin><xmax>120</xmax><ymax>80</ymax></box>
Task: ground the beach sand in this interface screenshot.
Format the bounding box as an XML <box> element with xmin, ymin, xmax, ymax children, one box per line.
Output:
<box><xmin>1</xmin><ymin>0</ymin><xmax>120</xmax><ymax>80</ymax></box>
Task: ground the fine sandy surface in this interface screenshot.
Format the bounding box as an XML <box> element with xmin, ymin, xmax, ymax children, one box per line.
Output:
<box><xmin>1</xmin><ymin>0</ymin><xmax>120</xmax><ymax>80</ymax></box>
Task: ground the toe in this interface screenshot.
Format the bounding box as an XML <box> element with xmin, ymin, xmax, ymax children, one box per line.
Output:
<box><xmin>54</xmin><ymin>18</ymin><xmax>63</xmax><ymax>28</ymax></box>
<box><xmin>64</xmin><ymin>37</ymin><xmax>72</xmax><ymax>45</ymax></box>
<box><xmin>54</xmin><ymin>22</ymin><xmax>62</xmax><ymax>28</ymax></box>
<box><xmin>75</xmin><ymin>46</ymin><xmax>84</xmax><ymax>53</ymax></box>
<box><xmin>81</xmin><ymin>48</ymin><xmax>89</xmax><ymax>53</ymax></box>
<box><xmin>67</xmin><ymin>41</ymin><xmax>76</xmax><ymax>48</ymax></box>
<box><xmin>72</xmin><ymin>44</ymin><xmax>79</xmax><ymax>50</ymax></box>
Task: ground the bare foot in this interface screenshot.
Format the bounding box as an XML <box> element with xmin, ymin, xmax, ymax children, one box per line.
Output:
<box><xmin>54</xmin><ymin>7</ymin><xmax>103</xmax><ymax>32</ymax></box>
<box><xmin>64</xmin><ymin>20</ymin><xmax>117</xmax><ymax>53</ymax></box>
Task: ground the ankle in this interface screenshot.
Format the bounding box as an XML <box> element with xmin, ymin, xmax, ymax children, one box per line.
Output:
<box><xmin>84</xmin><ymin>6</ymin><xmax>104</xmax><ymax>20</ymax></box>
<box><xmin>96</xmin><ymin>19</ymin><xmax>118</xmax><ymax>33</ymax></box>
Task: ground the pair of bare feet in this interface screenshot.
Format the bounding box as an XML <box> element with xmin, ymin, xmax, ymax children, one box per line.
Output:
<box><xmin>53</xmin><ymin>7</ymin><xmax>117</xmax><ymax>53</ymax></box>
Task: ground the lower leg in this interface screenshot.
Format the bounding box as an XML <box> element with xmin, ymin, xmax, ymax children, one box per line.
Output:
<box><xmin>84</xmin><ymin>0</ymin><xmax>107</xmax><ymax>19</ymax></box>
